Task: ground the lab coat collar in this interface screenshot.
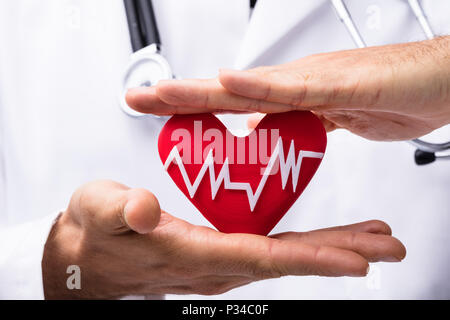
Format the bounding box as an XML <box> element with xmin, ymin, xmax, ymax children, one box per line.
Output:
<box><xmin>235</xmin><ymin>0</ymin><xmax>326</xmax><ymax>69</ymax></box>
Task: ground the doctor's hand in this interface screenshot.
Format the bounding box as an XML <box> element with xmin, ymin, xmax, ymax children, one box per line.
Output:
<box><xmin>126</xmin><ymin>36</ymin><xmax>450</xmax><ymax>141</ymax></box>
<box><xmin>42</xmin><ymin>180</ymin><xmax>406</xmax><ymax>299</ymax></box>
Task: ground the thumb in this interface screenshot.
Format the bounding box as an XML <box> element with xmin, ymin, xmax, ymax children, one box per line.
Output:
<box><xmin>122</xmin><ymin>188</ymin><xmax>161</xmax><ymax>234</ymax></box>
<box><xmin>70</xmin><ymin>180</ymin><xmax>161</xmax><ymax>235</ymax></box>
<box><xmin>247</xmin><ymin>113</ymin><xmax>265</xmax><ymax>130</ymax></box>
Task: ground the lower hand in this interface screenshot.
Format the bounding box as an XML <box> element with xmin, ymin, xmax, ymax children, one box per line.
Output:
<box><xmin>42</xmin><ymin>180</ymin><xmax>405</xmax><ymax>299</ymax></box>
<box><xmin>126</xmin><ymin>37</ymin><xmax>450</xmax><ymax>141</ymax></box>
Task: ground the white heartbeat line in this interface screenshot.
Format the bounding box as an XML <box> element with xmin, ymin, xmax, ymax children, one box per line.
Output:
<box><xmin>164</xmin><ymin>137</ymin><xmax>324</xmax><ymax>212</ymax></box>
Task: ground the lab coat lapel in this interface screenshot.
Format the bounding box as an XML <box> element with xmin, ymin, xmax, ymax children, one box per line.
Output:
<box><xmin>235</xmin><ymin>0</ymin><xmax>326</xmax><ymax>69</ymax></box>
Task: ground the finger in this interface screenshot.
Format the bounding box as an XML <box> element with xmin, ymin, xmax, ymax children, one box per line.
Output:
<box><xmin>313</xmin><ymin>112</ymin><xmax>340</xmax><ymax>132</ymax></box>
<box><xmin>188</xmin><ymin>229</ymin><xmax>369</xmax><ymax>278</ymax></box>
<box><xmin>126</xmin><ymin>87</ymin><xmax>222</xmax><ymax>115</ymax></box>
<box><xmin>156</xmin><ymin>78</ymin><xmax>293</xmax><ymax>113</ymax></box>
<box><xmin>126</xmin><ymin>87</ymin><xmax>252</xmax><ymax>115</ymax></box>
<box><xmin>247</xmin><ymin>113</ymin><xmax>265</xmax><ymax>130</ymax></box>
<box><xmin>219</xmin><ymin>68</ymin><xmax>348</xmax><ymax>109</ymax></box>
<box><xmin>272</xmin><ymin>231</ymin><xmax>406</xmax><ymax>262</ymax></box>
<box><xmin>150</xmin><ymin>278</ymin><xmax>253</xmax><ymax>296</ymax></box>
<box><xmin>311</xmin><ymin>220</ymin><xmax>392</xmax><ymax>235</ymax></box>
<box><xmin>149</xmin><ymin>275</ymin><xmax>253</xmax><ymax>296</ymax></box>
<box><xmin>247</xmin><ymin>112</ymin><xmax>339</xmax><ymax>132</ymax></box>
<box><xmin>70</xmin><ymin>180</ymin><xmax>161</xmax><ymax>235</ymax></box>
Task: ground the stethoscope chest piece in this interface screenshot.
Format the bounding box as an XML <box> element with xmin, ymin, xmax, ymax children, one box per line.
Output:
<box><xmin>120</xmin><ymin>44</ymin><xmax>173</xmax><ymax>117</ymax></box>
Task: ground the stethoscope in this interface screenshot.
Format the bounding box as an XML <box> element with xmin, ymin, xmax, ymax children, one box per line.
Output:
<box><xmin>120</xmin><ymin>0</ymin><xmax>449</xmax><ymax>165</ymax></box>
<box><xmin>330</xmin><ymin>0</ymin><xmax>450</xmax><ymax>165</ymax></box>
<box><xmin>120</xmin><ymin>0</ymin><xmax>172</xmax><ymax>118</ymax></box>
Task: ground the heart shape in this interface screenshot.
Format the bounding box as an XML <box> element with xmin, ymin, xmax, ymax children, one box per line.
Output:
<box><xmin>158</xmin><ymin>111</ymin><xmax>326</xmax><ymax>235</ymax></box>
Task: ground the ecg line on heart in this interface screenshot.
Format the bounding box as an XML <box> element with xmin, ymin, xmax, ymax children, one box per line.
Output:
<box><xmin>164</xmin><ymin>137</ymin><xmax>324</xmax><ymax>211</ymax></box>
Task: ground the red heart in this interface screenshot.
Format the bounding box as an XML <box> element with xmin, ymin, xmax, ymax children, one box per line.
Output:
<box><xmin>158</xmin><ymin>111</ymin><xmax>326</xmax><ymax>235</ymax></box>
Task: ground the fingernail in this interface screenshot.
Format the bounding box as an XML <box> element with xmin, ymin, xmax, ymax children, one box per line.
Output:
<box><xmin>123</xmin><ymin>202</ymin><xmax>131</xmax><ymax>229</ymax></box>
<box><xmin>366</xmin><ymin>265</ymin><xmax>370</xmax><ymax>275</ymax></box>
<box><xmin>383</xmin><ymin>256</ymin><xmax>402</xmax><ymax>262</ymax></box>
<box><xmin>127</xmin><ymin>86</ymin><xmax>156</xmax><ymax>94</ymax></box>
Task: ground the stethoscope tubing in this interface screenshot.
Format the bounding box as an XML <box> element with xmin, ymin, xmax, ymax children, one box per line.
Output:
<box><xmin>330</xmin><ymin>0</ymin><xmax>450</xmax><ymax>158</ymax></box>
<box><xmin>123</xmin><ymin>0</ymin><xmax>145</xmax><ymax>52</ymax></box>
<box><xmin>408</xmin><ymin>139</ymin><xmax>450</xmax><ymax>153</ymax></box>
<box><xmin>124</xmin><ymin>0</ymin><xmax>160</xmax><ymax>53</ymax></box>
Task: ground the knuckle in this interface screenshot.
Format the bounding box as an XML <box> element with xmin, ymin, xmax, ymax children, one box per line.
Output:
<box><xmin>74</xmin><ymin>184</ymin><xmax>97</xmax><ymax>224</ymax></box>
<box><xmin>246</xmin><ymin>99</ymin><xmax>263</xmax><ymax>112</ymax></box>
<box><xmin>202</xmin><ymin>91</ymin><xmax>211</xmax><ymax>108</ymax></box>
<box><xmin>251</xmin><ymin>240</ymin><xmax>284</xmax><ymax>279</ymax></box>
<box><xmin>290</xmin><ymin>72</ymin><xmax>312</xmax><ymax>107</ymax></box>
<box><xmin>345</xmin><ymin>78</ymin><xmax>360</xmax><ymax>104</ymax></box>
<box><xmin>312</xmin><ymin>245</ymin><xmax>322</xmax><ymax>265</ymax></box>
<box><xmin>348</xmin><ymin>231</ymin><xmax>358</xmax><ymax>248</ymax></box>
<box><xmin>73</xmin><ymin>180</ymin><xmax>117</xmax><ymax>212</ymax></box>
<box><xmin>261</xmin><ymin>82</ymin><xmax>272</xmax><ymax>100</ymax></box>
<box><xmin>248</xmin><ymin>67</ymin><xmax>273</xmax><ymax>100</ymax></box>
<box><xmin>366</xmin><ymin>85</ymin><xmax>382</xmax><ymax>107</ymax></box>
<box><xmin>325</xmin><ymin>83</ymin><xmax>343</xmax><ymax>105</ymax></box>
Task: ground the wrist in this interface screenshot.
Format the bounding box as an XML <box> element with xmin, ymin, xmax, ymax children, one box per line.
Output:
<box><xmin>42</xmin><ymin>210</ymin><xmax>143</xmax><ymax>299</ymax></box>
<box><xmin>426</xmin><ymin>36</ymin><xmax>450</xmax><ymax>124</ymax></box>
<box><xmin>42</xmin><ymin>211</ymin><xmax>84</xmax><ymax>299</ymax></box>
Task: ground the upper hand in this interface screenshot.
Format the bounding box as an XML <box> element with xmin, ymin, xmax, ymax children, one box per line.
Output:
<box><xmin>42</xmin><ymin>180</ymin><xmax>405</xmax><ymax>299</ymax></box>
<box><xmin>126</xmin><ymin>37</ymin><xmax>450</xmax><ymax>141</ymax></box>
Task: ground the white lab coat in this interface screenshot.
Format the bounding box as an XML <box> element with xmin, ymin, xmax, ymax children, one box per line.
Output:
<box><xmin>0</xmin><ymin>0</ymin><xmax>449</xmax><ymax>299</ymax></box>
